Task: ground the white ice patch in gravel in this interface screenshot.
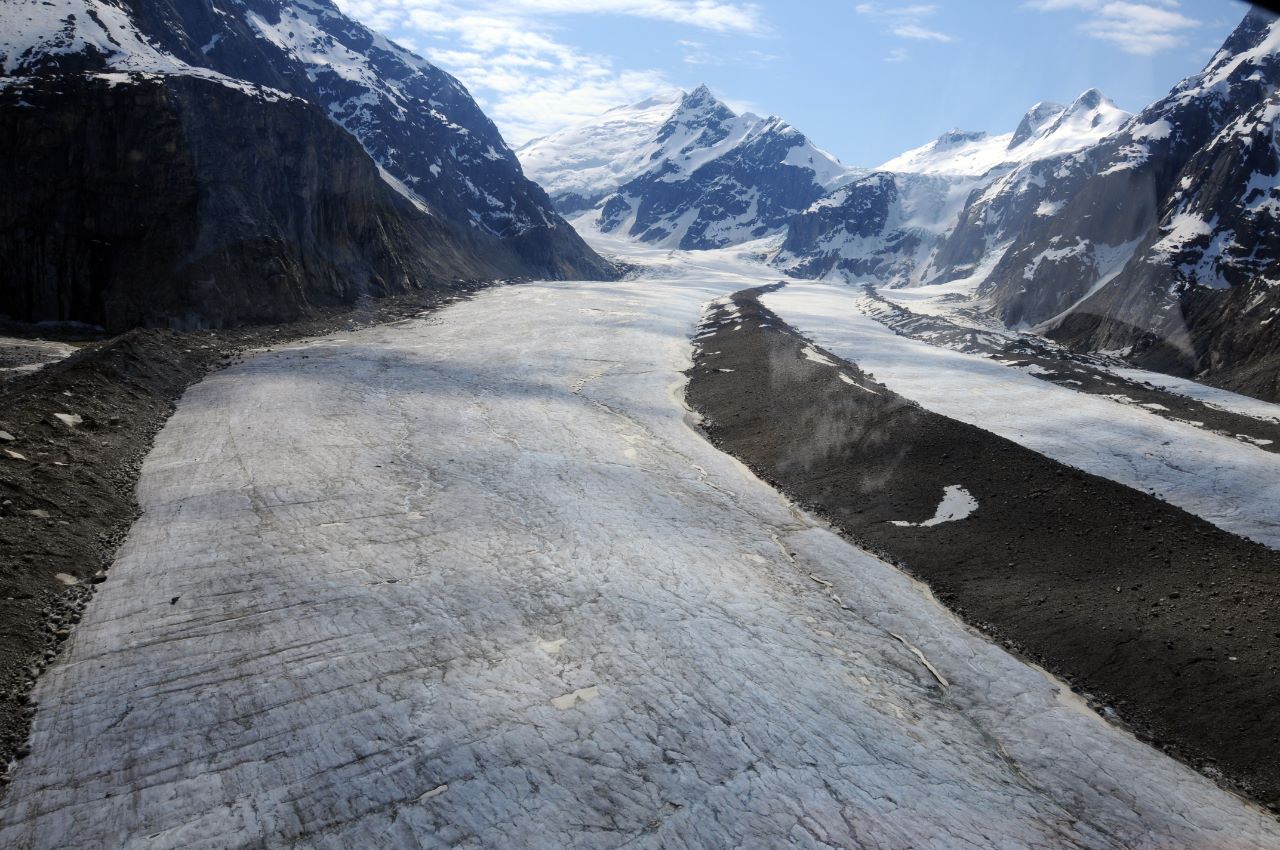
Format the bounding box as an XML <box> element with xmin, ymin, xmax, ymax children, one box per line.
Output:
<box><xmin>890</xmin><ymin>485</ymin><xmax>978</xmax><ymax>527</ymax></box>
<box><xmin>801</xmin><ymin>345</ymin><xmax>836</xmax><ymax>367</ymax></box>
<box><xmin>839</xmin><ymin>373</ymin><xmax>881</xmax><ymax>394</ymax></box>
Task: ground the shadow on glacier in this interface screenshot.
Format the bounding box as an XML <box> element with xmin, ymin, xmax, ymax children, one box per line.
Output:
<box><xmin>187</xmin><ymin>341</ymin><xmax>679</xmax><ymax>419</ymax></box>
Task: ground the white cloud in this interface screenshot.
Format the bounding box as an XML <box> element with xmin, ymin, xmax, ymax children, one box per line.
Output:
<box><xmin>1023</xmin><ymin>0</ymin><xmax>1097</xmax><ymax>9</ymax></box>
<box><xmin>1024</xmin><ymin>0</ymin><xmax>1200</xmax><ymax>55</ymax></box>
<box><xmin>678</xmin><ymin>38</ymin><xmax>779</xmax><ymax>66</ymax></box>
<box><xmin>334</xmin><ymin>0</ymin><xmax>766</xmax><ymax>144</ymax></box>
<box><xmin>885</xmin><ymin>47</ymin><xmax>910</xmax><ymax>62</ymax></box>
<box><xmin>508</xmin><ymin>0</ymin><xmax>766</xmax><ymax>33</ymax></box>
<box><xmin>856</xmin><ymin>3</ymin><xmax>955</xmax><ymax>43</ymax></box>
<box><xmin>678</xmin><ymin>38</ymin><xmax>713</xmax><ymax>64</ymax></box>
<box><xmin>890</xmin><ymin>22</ymin><xmax>953</xmax><ymax>41</ymax></box>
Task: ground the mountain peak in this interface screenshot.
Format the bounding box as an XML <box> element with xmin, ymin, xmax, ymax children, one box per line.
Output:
<box><xmin>1010</xmin><ymin>101</ymin><xmax>1067</xmax><ymax>149</ymax></box>
<box><xmin>1008</xmin><ymin>89</ymin><xmax>1124</xmax><ymax>152</ymax></box>
<box><xmin>658</xmin><ymin>84</ymin><xmax>735</xmax><ymax>144</ymax></box>
<box><xmin>521</xmin><ymin>82</ymin><xmax>856</xmax><ymax>248</ymax></box>
<box><xmin>1067</xmin><ymin>88</ymin><xmax>1110</xmax><ymax>114</ymax></box>
<box><xmin>1183</xmin><ymin>6</ymin><xmax>1280</xmax><ymax>98</ymax></box>
<box><xmin>936</xmin><ymin>129</ymin><xmax>988</xmax><ymax>147</ymax></box>
<box><xmin>678</xmin><ymin>84</ymin><xmax>729</xmax><ymax>115</ymax></box>
<box><xmin>1217</xmin><ymin>5</ymin><xmax>1280</xmax><ymax>59</ymax></box>
<box><xmin>880</xmin><ymin>88</ymin><xmax>1127</xmax><ymax>176</ymax></box>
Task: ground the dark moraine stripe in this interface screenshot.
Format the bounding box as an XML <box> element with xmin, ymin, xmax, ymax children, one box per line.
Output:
<box><xmin>687</xmin><ymin>284</ymin><xmax>1280</xmax><ymax>812</ymax></box>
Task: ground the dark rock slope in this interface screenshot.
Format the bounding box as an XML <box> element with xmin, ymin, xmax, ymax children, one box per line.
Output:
<box><xmin>123</xmin><ymin>0</ymin><xmax>608</xmax><ymax>277</ymax></box>
<box><xmin>0</xmin><ymin>75</ymin><xmax>517</xmax><ymax>330</ymax></box>
<box><xmin>0</xmin><ymin>0</ymin><xmax>611</xmax><ymax>330</ymax></box>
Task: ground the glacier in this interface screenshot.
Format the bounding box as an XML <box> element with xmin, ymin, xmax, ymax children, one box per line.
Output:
<box><xmin>1</xmin><ymin>236</ymin><xmax>1277</xmax><ymax>848</ymax></box>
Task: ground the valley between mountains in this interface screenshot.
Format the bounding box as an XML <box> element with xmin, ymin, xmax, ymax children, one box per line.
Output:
<box><xmin>3</xmin><ymin>234</ymin><xmax>1280</xmax><ymax>848</ymax></box>
<box><xmin>4</xmin><ymin>0</ymin><xmax>1280</xmax><ymax>847</ymax></box>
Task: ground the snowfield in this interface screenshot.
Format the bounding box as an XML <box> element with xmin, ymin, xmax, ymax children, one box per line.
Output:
<box><xmin>876</xmin><ymin>90</ymin><xmax>1129</xmax><ymax>178</ymax></box>
<box><xmin>2</xmin><ymin>239</ymin><xmax>1279</xmax><ymax>848</ymax></box>
<box><xmin>764</xmin><ymin>282</ymin><xmax>1280</xmax><ymax>550</ymax></box>
<box><xmin>515</xmin><ymin>91</ymin><xmax>685</xmax><ymax>205</ymax></box>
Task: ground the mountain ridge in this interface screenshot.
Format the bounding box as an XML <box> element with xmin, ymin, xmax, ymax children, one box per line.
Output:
<box><xmin>519</xmin><ymin>84</ymin><xmax>861</xmax><ymax>250</ymax></box>
<box><xmin>776</xmin><ymin>7</ymin><xmax>1280</xmax><ymax>401</ymax></box>
<box><xmin>526</xmin><ymin>6</ymin><xmax>1280</xmax><ymax>401</ymax></box>
<box><xmin>771</xmin><ymin>86</ymin><xmax>1130</xmax><ymax>289</ymax></box>
<box><xmin>0</xmin><ymin>0</ymin><xmax>613</xmax><ymax>330</ymax></box>
<box><xmin>975</xmin><ymin>7</ymin><xmax>1280</xmax><ymax>401</ymax></box>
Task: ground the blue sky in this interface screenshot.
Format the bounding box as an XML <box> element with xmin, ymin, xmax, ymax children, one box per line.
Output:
<box><xmin>334</xmin><ymin>0</ymin><xmax>1254</xmax><ymax>166</ymax></box>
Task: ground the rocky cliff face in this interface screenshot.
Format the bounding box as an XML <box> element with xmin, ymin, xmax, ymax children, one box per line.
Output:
<box><xmin>974</xmin><ymin>8</ymin><xmax>1280</xmax><ymax>400</ymax></box>
<box><xmin>1043</xmin><ymin>91</ymin><xmax>1280</xmax><ymax>399</ymax></box>
<box><xmin>0</xmin><ymin>0</ymin><xmax>612</xmax><ymax>330</ymax></box>
<box><xmin>0</xmin><ymin>74</ymin><xmax>519</xmax><ymax>330</ymax></box>
<box><xmin>120</xmin><ymin>0</ymin><xmax>608</xmax><ymax>276</ymax></box>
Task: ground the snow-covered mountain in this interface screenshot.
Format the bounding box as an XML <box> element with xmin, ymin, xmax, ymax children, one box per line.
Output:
<box><xmin>774</xmin><ymin>172</ymin><xmax>976</xmax><ymax>287</ymax></box>
<box><xmin>770</xmin><ymin>8</ymin><xmax>1280</xmax><ymax>401</ymax></box>
<box><xmin>520</xmin><ymin>85</ymin><xmax>860</xmax><ymax>249</ymax></box>
<box><xmin>0</xmin><ymin>0</ymin><xmax>284</xmax><ymax>91</ymax></box>
<box><xmin>971</xmin><ymin>8</ymin><xmax>1280</xmax><ymax>401</ymax></box>
<box><xmin>0</xmin><ymin>0</ymin><xmax>610</xmax><ymax>329</ymax></box>
<box><xmin>774</xmin><ymin>91</ymin><xmax>1131</xmax><ymax>286</ymax></box>
<box><xmin>879</xmin><ymin>90</ymin><xmax>1130</xmax><ymax>177</ymax></box>
<box><xmin>517</xmin><ymin>92</ymin><xmax>686</xmax><ymax>213</ymax></box>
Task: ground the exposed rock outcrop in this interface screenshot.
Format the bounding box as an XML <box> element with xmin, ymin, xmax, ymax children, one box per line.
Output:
<box><xmin>0</xmin><ymin>75</ymin><xmax>513</xmax><ymax>329</ymax></box>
